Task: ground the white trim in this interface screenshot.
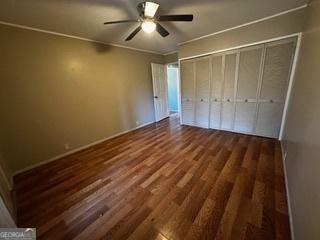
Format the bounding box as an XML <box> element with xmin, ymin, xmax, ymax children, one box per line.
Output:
<box><xmin>179</xmin><ymin>33</ymin><xmax>300</xmax><ymax>61</ymax></box>
<box><xmin>178</xmin><ymin>61</ymin><xmax>183</xmax><ymax>125</ymax></box>
<box><xmin>166</xmin><ymin>61</ymin><xmax>179</xmax><ymax>66</ymax></box>
<box><xmin>164</xmin><ymin>51</ymin><xmax>178</xmax><ymax>56</ymax></box>
<box><xmin>232</xmin><ymin>52</ymin><xmax>240</xmax><ymax>130</ymax></box>
<box><xmin>0</xmin><ymin>21</ymin><xmax>163</xmax><ymax>55</ymax></box>
<box><xmin>278</xmin><ymin>33</ymin><xmax>302</xmax><ymax>140</ymax></box>
<box><xmin>253</xmin><ymin>45</ymin><xmax>266</xmax><ymax>134</ymax></box>
<box><xmin>108</xmin><ymin>43</ymin><xmax>162</xmax><ymax>55</ymax></box>
<box><xmin>0</xmin><ymin>4</ymin><xmax>307</xmax><ymax>55</ymax></box>
<box><xmin>166</xmin><ymin>63</ymin><xmax>180</xmax><ymax>113</ymax></box>
<box><xmin>178</xmin><ymin>4</ymin><xmax>307</xmax><ymax>46</ymax></box>
<box><xmin>12</xmin><ymin>120</ymin><xmax>155</xmax><ymax>177</ymax></box>
<box><xmin>280</xmin><ymin>141</ymin><xmax>295</xmax><ymax>240</ymax></box>
<box><xmin>218</xmin><ymin>55</ymin><xmax>226</xmax><ymax>129</ymax></box>
<box><xmin>176</xmin><ymin>63</ymin><xmax>181</xmax><ymax>114</ymax></box>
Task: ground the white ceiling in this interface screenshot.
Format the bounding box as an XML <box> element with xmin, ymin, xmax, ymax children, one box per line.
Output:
<box><xmin>0</xmin><ymin>0</ymin><xmax>308</xmax><ymax>54</ymax></box>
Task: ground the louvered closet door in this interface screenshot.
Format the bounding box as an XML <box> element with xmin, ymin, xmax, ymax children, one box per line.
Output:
<box><xmin>210</xmin><ymin>55</ymin><xmax>224</xmax><ymax>129</ymax></box>
<box><xmin>234</xmin><ymin>46</ymin><xmax>263</xmax><ymax>133</ymax></box>
<box><xmin>256</xmin><ymin>39</ymin><xmax>296</xmax><ymax>138</ymax></box>
<box><xmin>180</xmin><ymin>60</ymin><xmax>195</xmax><ymax>125</ymax></box>
<box><xmin>221</xmin><ymin>52</ymin><xmax>237</xmax><ymax>130</ymax></box>
<box><xmin>194</xmin><ymin>57</ymin><xmax>211</xmax><ymax>128</ymax></box>
<box><xmin>256</xmin><ymin>102</ymin><xmax>284</xmax><ymax>137</ymax></box>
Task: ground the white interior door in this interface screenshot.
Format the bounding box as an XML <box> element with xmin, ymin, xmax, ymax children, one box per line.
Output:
<box><xmin>151</xmin><ymin>63</ymin><xmax>169</xmax><ymax>122</ymax></box>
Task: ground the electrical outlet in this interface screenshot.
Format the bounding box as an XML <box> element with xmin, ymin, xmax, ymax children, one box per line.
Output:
<box><xmin>136</xmin><ymin>120</ymin><xmax>140</xmax><ymax>126</ymax></box>
<box><xmin>64</xmin><ymin>143</ymin><xmax>70</xmax><ymax>150</ymax></box>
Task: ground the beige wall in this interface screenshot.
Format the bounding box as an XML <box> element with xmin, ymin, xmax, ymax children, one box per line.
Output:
<box><xmin>282</xmin><ymin>1</ymin><xmax>320</xmax><ymax>239</ymax></box>
<box><xmin>178</xmin><ymin>8</ymin><xmax>306</xmax><ymax>58</ymax></box>
<box><xmin>0</xmin><ymin>24</ymin><xmax>164</xmax><ymax>174</ymax></box>
<box><xmin>164</xmin><ymin>52</ymin><xmax>178</xmax><ymax>64</ymax></box>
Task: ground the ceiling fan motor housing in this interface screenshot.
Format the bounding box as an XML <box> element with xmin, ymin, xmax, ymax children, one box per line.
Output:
<box><xmin>137</xmin><ymin>2</ymin><xmax>147</xmax><ymax>18</ymax></box>
<box><xmin>103</xmin><ymin>1</ymin><xmax>193</xmax><ymax>41</ymax></box>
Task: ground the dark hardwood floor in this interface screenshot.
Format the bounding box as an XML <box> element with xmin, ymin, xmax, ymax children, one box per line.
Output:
<box><xmin>14</xmin><ymin>115</ymin><xmax>291</xmax><ymax>240</ymax></box>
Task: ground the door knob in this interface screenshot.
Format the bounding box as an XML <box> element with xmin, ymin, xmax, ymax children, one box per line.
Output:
<box><xmin>227</xmin><ymin>99</ymin><xmax>230</xmax><ymax>102</ymax></box>
<box><xmin>270</xmin><ymin>99</ymin><xmax>273</xmax><ymax>103</ymax></box>
<box><xmin>154</xmin><ymin>96</ymin><xmax>158</xmax><ymax>99</ymax></box>
<box><xmin>201</xmin><ymin>99</ymin><xmax>204</xmax><ymax>102</ymax></box>
<box><xmin>245</xmin><ymin>99</ymin><xmax>248</xmax><ymax>102</ymax></box>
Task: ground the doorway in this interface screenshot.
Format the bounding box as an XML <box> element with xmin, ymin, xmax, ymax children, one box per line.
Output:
<box><xmin>151</xmin><ymin>62</ymin><xmax>179</xmax><ymax>122</ymax></box>
<box><xmin>151</xmin><ymin>63</ymin><xmax>169</xmax><ymax>122</ymax></box>
<box><xmin>166</xmin><ymin>63</ymin><xmax>179</xmax><ymax>115</ymax></box>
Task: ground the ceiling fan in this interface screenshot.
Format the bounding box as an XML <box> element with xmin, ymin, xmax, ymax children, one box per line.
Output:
<box><xmin>103</xmin><ymin>1</ymin><xmax>193</xmax><ymax>41</ymax></box>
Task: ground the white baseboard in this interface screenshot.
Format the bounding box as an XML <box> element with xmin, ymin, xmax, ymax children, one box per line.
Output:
<box><xmin>12</xmin><ymin>120</ymin><xmax>155</xmax><ymax>178</ymax></box>
<box><xmin>280</xmin><ymin>141</ymin><xmax>295</xmax><ymax>240</ymax></box>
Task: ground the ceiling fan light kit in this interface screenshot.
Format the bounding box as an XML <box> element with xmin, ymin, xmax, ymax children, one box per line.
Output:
<box><xmin>141</xmin><ymin>20</ymin><xmax>156</xmax><ymax>33</ymax></box>
<box><xmin>103</xmin><ymin>1</ymin><xmax>194</xmax><ymax>41</ymax></box>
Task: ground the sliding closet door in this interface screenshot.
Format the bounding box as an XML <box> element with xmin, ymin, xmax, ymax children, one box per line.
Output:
<box><xmin>256</xmin><ymin>39</ymin><xmax>296</xmax><ymax>138</ymax></box>
<box><xmin>194</xmin><ymin>57</ymin><xmax>211</xmax><ymax>128</ymax></box>
<box><xmin>180</xmin><ymin>60</ymin><xmax>195</xmax><ymax>125</ymax></box>
<box><xmin>234</xmin><ymin>46</ymin><xmax>263</xmax><ymax>133</ymax></box>
<box><xmin>221</xmin><ymin>52</ymin><xmax>238</xmax><ymax>130</ymax></box>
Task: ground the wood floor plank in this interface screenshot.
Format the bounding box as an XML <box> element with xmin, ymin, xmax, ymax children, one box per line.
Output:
<box><xmin>14</xmin><ymin>116</ymin><xmax>291</xmax><ymax>240</ymax></box>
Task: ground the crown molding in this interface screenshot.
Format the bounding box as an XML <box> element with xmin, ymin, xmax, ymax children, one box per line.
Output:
<box><xmin>178</xmin><ymin>33</ymin><xmax>300</xmax><ymax>61</ymax></box>
<box><xmin>163</xmin><ymin>51</ymin><xmax>178</xmax><ymax>55</ymax></box>
<box><xmin>0</xmin><ymin>21</ymin><xmax>164</xmax><ymax>55</ymax></box>
<box><xmin>178</xmin><ymin>4</ymin><xmax>308</xmax><ymax>46</ymax></box>
<box><xmin>0</xmin><ymin>4</ymin><xmax>308</xmax><ymax>55</ymax></box>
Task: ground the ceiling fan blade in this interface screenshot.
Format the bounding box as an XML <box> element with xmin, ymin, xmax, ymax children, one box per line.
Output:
<box><xmin>104</xmin><ymin>20</ymin><xmax>138</xmax><ymax>25</ymax></box>
<box><xmin>144</xmin><ymin>1</ymin><xmax>159</xmax><ymax>18</ymax></box>
<box><xmin>156</xmin><ymin>23</ymin><xmax>169</xmax><ymax>38</ymax></box>
<box><xmin>125</xmin><ymin>25</ymin><xmax>142</xmax><ymax>41</ymax></box>
<box><xmin>156</xmin><ymin>14</ymin><xmax>193</xmax><ymax>22</ymax></box>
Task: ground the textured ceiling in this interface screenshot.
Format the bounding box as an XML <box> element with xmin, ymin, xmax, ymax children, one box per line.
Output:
<box><xmin>0</xmin><ymin>0</ymin><xmax>308</xmax><ymax>54</ymax></box>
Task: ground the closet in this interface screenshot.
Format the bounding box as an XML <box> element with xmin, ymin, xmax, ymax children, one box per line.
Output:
<box><xmin>180</xmin><ymin>37</ymin><xmax>296</xmax><ymax>138</ymax></box>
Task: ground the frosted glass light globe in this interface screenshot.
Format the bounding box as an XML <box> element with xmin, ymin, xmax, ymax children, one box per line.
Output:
<box><xmin>142</xmin><ymin>20</ymin><xmax>156</xmax><ymax>33</ymax></box>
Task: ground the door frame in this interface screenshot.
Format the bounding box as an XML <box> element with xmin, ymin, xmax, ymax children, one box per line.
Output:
<box><xmin>166</xmin><ymin>62</ymin><xmax>180</xmax><ymax>115</ymax></box>
<box><xmin>151</xmin><ymin>63</ymin><xmax>169</xmax><ymax>122</ymax></box>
